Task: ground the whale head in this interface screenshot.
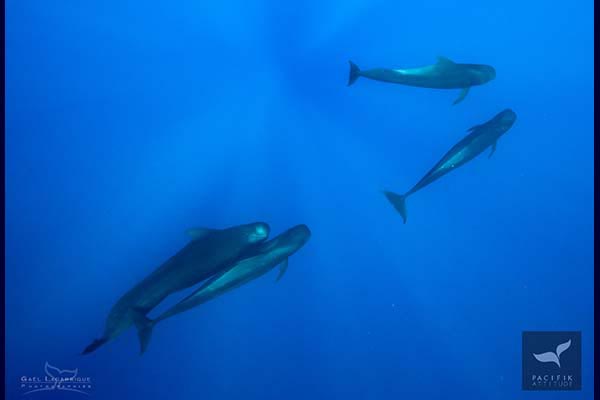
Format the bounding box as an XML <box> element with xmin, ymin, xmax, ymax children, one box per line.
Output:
<box><xmin>471</xmin><ymin>64</ymin><xmax>496</xmax><ymax>84</ymax></box>
<box><xmin>283</xmin><ymin>224</ymin><xmax>311</xmax><ymax>248</ymax></box>
<box><xmin>494</xmin><ymin>109</ymin><xmax>517</xmax><ymax>132</ymax></box>
<box><xmin>266</xmin><ymin>224</ymin><xmax>311</xmax><ymax>253</ymax></box>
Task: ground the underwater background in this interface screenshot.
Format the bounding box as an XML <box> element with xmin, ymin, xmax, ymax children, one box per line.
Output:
<box><xmin>5</xmin><ymin>0</ymin><xmax>593</xmax><ymax>399</ymax></box>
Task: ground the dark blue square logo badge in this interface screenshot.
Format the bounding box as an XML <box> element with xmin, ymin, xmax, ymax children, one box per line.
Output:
<box><xmin>522</xmin><ymin>331</ymin><xmax>581</xmax><ymax>390</ymax></box>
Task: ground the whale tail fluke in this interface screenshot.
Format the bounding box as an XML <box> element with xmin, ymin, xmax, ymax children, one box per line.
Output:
<box><xmin>348</xmin><ymin>61</ymin><xmax>361</xmax><ymax>86</ymax></box>
<box><xmin>131</xmin><ymin>308</ymin><xmax>154</xmax><ymax>355</ymax></box>
<box><xmin>383</xmin><ymin>190</ymin><xmax>408</xmax><ymax>224</ymax></box>
<box><xmin>82</xmin><ymin>337</ymin><xmax>108</xmax><ymax>355</ymax></box>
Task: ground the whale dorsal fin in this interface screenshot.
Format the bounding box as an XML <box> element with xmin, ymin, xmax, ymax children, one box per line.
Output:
<box><xmin>186</xmin><ymin>228</ymin><xmax>216</xmax><ymax>240</ymax></box>
<box><xmin>436</xmin><ymin>56</ymin><xmax>456</xmax><ymax>65</ymax></box>
<box><xmin>467</xmin><ymin>123</ymin><xmax>483</xmax><ymax>132</ymax></box>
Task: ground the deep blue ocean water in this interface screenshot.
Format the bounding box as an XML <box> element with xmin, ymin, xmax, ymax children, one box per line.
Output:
<box><xmin>5</xmin><ymin>0</ymin><xmax>594</xmax><ymax>399</ymax></box>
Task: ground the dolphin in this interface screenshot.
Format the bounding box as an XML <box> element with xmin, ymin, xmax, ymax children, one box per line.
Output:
<box><xmin>82</xmin><ymin>222</ymin><xmax>270</xmax><ymax>354</ymax></box>
<box><xmin>348</xmin><ymin>57</ymin><xmax>496</xmax><ymax>104</ymax></box>
<box><xmin>383</xmin><ymin>109</ymin><xmax>517</xmax><ymax>223</ymax></box>
<box><xmin>131</xmin><ymin>224</ymin><xmax>311</xmax><ymax>354</ymax></box>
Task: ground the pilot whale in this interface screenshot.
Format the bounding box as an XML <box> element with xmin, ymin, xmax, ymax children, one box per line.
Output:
<box><xmin>131</xmin><ymin>224</ymin><xmax>311</xmax><ymax>354</ymax></box>
<box><xmin>384</xmin><ymin>109</ymin><xmax>517</xmax><ymax>223</ymax></box>
<box><xmin>348</xmin><ymin>57</ymin><xmax>496</xmax><ymax>104</ymax></box>
<box><xmin>82</xmin><ymin>222</ymin><xmax>270</xmax><ymax>354</ymax></box>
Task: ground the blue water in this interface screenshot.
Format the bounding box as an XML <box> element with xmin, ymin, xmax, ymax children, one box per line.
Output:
<box><xmin>5</xmin><ymin>0</ymin><xmax>594</xmax><ymax>399</ymax></box>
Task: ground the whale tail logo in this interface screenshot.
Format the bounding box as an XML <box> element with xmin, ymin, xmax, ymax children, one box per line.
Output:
<box><xmin>45</xmin><ymin>362</ymin><xmax>78</xmax><ymax>380</ymax></box>
<box><xmin>532</xmin><ymin>339</ymin><xmax>571</xmax><ymax>368</ymax></box>
<box><xmin>348</xmin><ymin>61</ymin><xmax>361</xmax><ymax>86</ymax></box>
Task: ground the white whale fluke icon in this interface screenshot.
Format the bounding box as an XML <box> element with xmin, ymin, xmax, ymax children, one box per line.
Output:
<box><xmin>533</xmin><ymin>339</ymin><xmax>571</xmax><ymax>367</ymax></box>
<box><xmin>45</xmin><ymin>362</ymin><xmax>78</xmax><ymax>380</ymax></box>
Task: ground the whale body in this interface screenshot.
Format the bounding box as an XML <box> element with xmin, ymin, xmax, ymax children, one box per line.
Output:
<box><xmin>384</xmin><ymin>109</ymin><xmax>517</xmax><ymax>223</ymax></box>
<box><xmin>132</xmin><ymin>224</ymin><xmax>311</xmax><ymax>354</ymax></box>
<box><xmin>82</xmin><ymin>222</ymin><xmax>270</xmax><ymax>354</ymax></box>
<box><xmin>348</xmin><ymin>57</ymin><xmax>496</xmax><ymax>104</ymax></box>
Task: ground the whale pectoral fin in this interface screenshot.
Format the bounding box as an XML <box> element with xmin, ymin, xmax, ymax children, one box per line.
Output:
<box><xmin>186</xmin><ymin>227</ymin><xmax>216</xmax><ymax>240</ymax></box>
<box><xmin>488</xmin><ymin>142</ymin><xmax>497</xmax><ymax>158</ymax></box>
<box><xmin>275</xmin><ymin>258</ymin><xmax>289</xmax><ymax>282</ymax></box>
<box><xmin>452</xmin><ymin>87</ymin><xmax>470</xmax><ymax>105</ymax></box>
